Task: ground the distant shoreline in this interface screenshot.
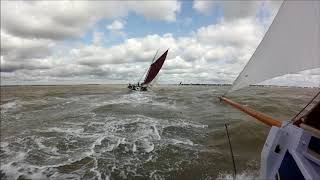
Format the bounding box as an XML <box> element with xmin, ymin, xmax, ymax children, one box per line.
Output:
<box><xmin>178</xmin><ymin>84</ymin><xmax>318</xmax><ymax>88</ymax></box>
<box><xmin>0</xmin><ymin>84</ymin><xmax>318</xmax><ymax>89</ymax></box>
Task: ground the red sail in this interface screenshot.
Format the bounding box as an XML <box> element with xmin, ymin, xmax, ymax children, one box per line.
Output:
<box><xmin>143</xmin><ymin>50</ymin><xmax>168</xmax><ymax>85</ymax></box>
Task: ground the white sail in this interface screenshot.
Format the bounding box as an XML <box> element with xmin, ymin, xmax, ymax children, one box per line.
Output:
<box><xmin>229</xmin><ymin>1</ymin><xmax>320</xmax><ymax>92</ymax></box>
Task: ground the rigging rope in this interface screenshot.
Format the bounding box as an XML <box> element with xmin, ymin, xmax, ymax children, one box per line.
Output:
<box><xmin>280</xmin><ymin>89</ymin><xmax>320</xmax><ymax>129</ymax></box>
<box><xmin>225</xmin><ymin>123</ymin><xmax>237</xmax><ymax>179</ymax></box>
<box><xmin>138</xmin><ymin>65</ymin><xmax>150</xmax><ymax>83</ymax></box>
<box><xmin>291</xmin><ymin>90</ymin><xmax>320</xmax><ymax>122</ymax></box>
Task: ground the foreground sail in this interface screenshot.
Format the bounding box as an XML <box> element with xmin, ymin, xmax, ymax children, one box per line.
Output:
<box><xmin>220</xmin><ymin>1</ymin><xmax>320</xmax><ymax>179</ymax></box>
<box><xmin>128</xmin><ymin>49</ymin><xmax>168</xmax><ymax>91</ymax></box>
<box><xmin>230</xmin><ymin>1</ymin><xmax>320</xmax><ymax>92</ymax></box>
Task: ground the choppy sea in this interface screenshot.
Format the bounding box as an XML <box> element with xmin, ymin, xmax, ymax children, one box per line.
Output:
<box><xmin>0</xmin><ymin>85</ymin><xmax>318</xmax><ymax>180</ymax></box>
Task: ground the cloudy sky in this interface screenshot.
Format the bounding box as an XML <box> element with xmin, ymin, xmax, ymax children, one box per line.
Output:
<box><xmin>1</xmin><ymin>0</ymin><xmax>319</xmax><ymax>86</ymax></box>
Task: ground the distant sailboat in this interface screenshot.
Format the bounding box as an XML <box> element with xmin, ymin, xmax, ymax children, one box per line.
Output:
<box><xmin>220</xmin><ymin>1</ymin><xmax>320</xmax><ymax>179</ymax></box>
<box><xmin>128</xmin><ymin>49</ymin><xmax>168</xmax><ymax>91</ymax></box>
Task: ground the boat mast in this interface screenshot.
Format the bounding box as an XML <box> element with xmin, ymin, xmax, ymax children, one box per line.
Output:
<box><xmin>151</xmin><ymin>49</ymin><xmax>159</xmax><ymax>63</ymax></box>
<box><xmin>138</xmin><ymin>50</ymin><xmax>159</xmax><ymax>84</ymax></box>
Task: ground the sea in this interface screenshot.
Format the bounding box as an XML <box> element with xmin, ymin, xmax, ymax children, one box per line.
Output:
<box><xmin>0</xmin><ymin>85</ymin><xmax>318</xmax><ymax>180</ymax></box>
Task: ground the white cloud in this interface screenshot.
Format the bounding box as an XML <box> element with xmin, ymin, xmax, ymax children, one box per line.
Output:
<box><xmin>164</xmin><ymin>56</ymin><xmax>192</xmax><ymax>70</ymax></box>
<box><xmin>193</xmin><ymin>0</ymin><xmax>215</xmax><ymax>15</ymax></box>
<box><xmin>1</xmin><ymin>1</ymin><xmax>180</xmax><ymax>41</ymax></box>
<box><xmin>2</xmin><ymin>18</ymin><xmax>266</xmax><ymax>84</ymax></box>
<box><xmin>107</xmin><ymin>20</ymin><xmax>125</xmax><ymax>31</ymax></box>
<box><xmin>106</xmin><ymin>20</ymin><xmax>126</xmax><ymax>38</ymax></box>
<box><xmin>196</xmin><ymin>18</ymin><xmax>263</xmax><ymax>48</ymax></box>
<box><xmin>0</xmin><ymin>0</ymin><xmax>180</xmax><ymax>79</ymax></box>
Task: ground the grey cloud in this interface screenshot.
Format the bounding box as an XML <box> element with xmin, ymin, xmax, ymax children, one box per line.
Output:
<box><xmin>220</xmin><ymin>1</ymin><xmax>261</xmax><ymax>19</ymax></box>
<box><xmin>1</xmin><ymin>30</ymin><xmax>53</xmax><ymax>61</ymax></box>
<box><xmin>1</xmin><ymin>60</ymin><xmax>51</xmax><ymax>73</ymax></box>
<box><xmin>193</xmin><ymin>1</ymin><xmax>282</xmax><ymax>21</ymax></box>
<box><xmin>2</xmin><ymin>46</ymin><xmax>51</xmax><ymax>62</ymax></box>
<box><xmin>127</xmin><ymin>1</ymin><xmax>181</xmax><ymax>22</ymax></box>
<box><xmin>48</xmin><ymin>66</ymin><xmax>111</xmax><ymax>78</ymax></box>
<box><xmin>0</xmin><ymin>30</ymin><xmax>53</xmax><ymax>73</ymax></box>
<box><xmin>2</xmin><ymin>19</ymin><xmax>86</xmax><ymax>40</ymax></box>
<box><xmin>193</xmin><ymin>1</ymin><xmax>260</xmax><ymax>18</ymax></box>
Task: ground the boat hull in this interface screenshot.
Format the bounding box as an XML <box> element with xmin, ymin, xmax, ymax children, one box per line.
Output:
<box><xmin>260</xmin><ymin>122</ymin><xmax>320</xmax><ymax>180</ymax></box>
<box><xmin>127</xmin><ymin>85</ymin><xmax>148</xmax><ymax>91</ymax></box>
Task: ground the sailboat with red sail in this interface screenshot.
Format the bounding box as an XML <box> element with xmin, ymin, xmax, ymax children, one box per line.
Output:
<box><xmin>128</xmin><ymin>49</ymin><xmax>168</xmax><ymax>91</ymax></box>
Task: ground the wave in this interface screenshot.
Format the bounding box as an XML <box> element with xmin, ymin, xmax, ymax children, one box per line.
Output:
<box><xmin>0</xmin><ymin>100</ymin><xmax>22</xmax><ymax>113</ymax></box>
<box><xmin>2</xmin><ymin>85</ymin><xmax>313</xmax><ymax>179</ymax></box>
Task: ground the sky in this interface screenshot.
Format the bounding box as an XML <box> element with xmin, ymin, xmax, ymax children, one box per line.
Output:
<box><xmin>1</xmin><ymin>0</ymin><xmax>319</xmax><ymax>86</ymax></box>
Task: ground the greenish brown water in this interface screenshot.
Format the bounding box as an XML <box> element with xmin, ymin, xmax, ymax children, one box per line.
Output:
<box><xmin>0</xmin><ymin>85</ymin><xmax>318</xmax><ymax>180</ymax></box>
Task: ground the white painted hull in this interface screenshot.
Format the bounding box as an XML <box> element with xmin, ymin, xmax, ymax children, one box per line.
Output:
<box><xmin>260</xmin><ymin>122</ymin><xmax>320</xmax><ymax>179</ymax></box>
